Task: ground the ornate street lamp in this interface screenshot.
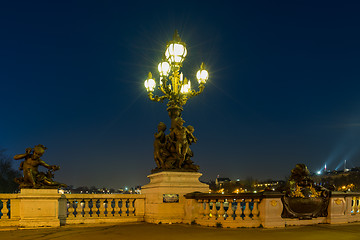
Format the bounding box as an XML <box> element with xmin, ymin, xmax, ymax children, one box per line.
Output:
<box><xmin>144</xmin><ymin>30</ymin><xmax>209</xmax><ymax>172</ymax></box>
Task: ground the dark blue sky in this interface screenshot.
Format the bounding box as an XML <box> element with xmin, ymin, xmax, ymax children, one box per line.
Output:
<box><xmin>1</xmin><ymin>1</ymin><xmax>360</xmax><ymax>188</ymax></box>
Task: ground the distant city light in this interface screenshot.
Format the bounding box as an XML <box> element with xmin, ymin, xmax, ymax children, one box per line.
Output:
<box><xmin>317</xmin><ymin>171</ymin><xmax>321</xmax><ymax>175</ymax></box>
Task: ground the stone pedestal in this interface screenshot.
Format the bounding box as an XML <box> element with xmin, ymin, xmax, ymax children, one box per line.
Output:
<box><xmin>258</xmin><ymin>192</ymin><xmax>285</xmax><ymax>228</ymax></box>
<box><xmin>18</xmin><ymin>189</ymin><xmax>66</xmax><ymax>228</ymax></box>
<box><xmin>327</xmin><ymin>193</ymin><xmax>352</xmax><ymax>224</ymax></box>
<box><xmin>142</xmin><ymin>171</ymin><xmax>208</xmax><ymax>224</ymax></box>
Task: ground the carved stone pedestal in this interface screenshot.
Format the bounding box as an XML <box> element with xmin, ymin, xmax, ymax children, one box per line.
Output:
<box><xmin>18</xmin><ymin>189</ymin><xmax>66</xmax><ymax>228</ymax></box>
<box><xmin>327</xmin><ymin>193</ymin><xmax>352</xmax><ymax>224</ymax></box>
<box><xmin>142</xmin><ymin>171</ymin><xmax>208</xmax><ymax>224</ymax></box>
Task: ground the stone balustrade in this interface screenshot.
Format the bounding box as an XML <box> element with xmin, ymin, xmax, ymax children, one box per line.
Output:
<box><xmin>351</xmin><ymin>195</ymin><xmax>360</xmax><ymax>215</ymax></box>
<box><xmin>64</xmin><ymin>194</ymin><xmax>145</xmax><ymax>224</ymax></box>
<box><xmin>349</xmin><ymin>194</ymin><xmax>360</xmax><ymax>223</ymax></box>
<box><xmin>0</xmin><ymin>194</ymin><xmax>20</xmax><ymax>227</ymax></box>
<box><xmin>184</xmin><ymin>192</ymin><xmax>278</xmax><ymax>228</ymax></box>
<box><xmin>184</xmin><ymin>191</ymin><xmax>360</xmax><ymax>228</ymax></box>
<box><xmin>1</xmin><ymin>190</ymin><xmax>360</xmax><ymax>228</ymax></box>
<box><xmin>0</xmin><ymin>192</ymin><xmax>145</xmax><ymax>227</ymax></box>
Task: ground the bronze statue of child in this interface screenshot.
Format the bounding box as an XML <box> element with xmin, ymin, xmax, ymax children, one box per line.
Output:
<box><xmin>154</xmin><ymin>122</ymin><xmax>167</xmax><ymax>168</ymax></box>
<box><xmin>14</xmin><ymin>145</ymin><xmax>65</xmax><ymax>188</ymax></box>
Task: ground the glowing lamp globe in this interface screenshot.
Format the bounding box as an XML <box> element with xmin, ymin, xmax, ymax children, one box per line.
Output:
<box><xmin>144</xmin><ymin>72</ymin><xmax>156</xmax><ymax>92</ymax></box>
<box><xmin>158</xmin><ymin>61</ymin><xmax>171</xmax><ymax>77</ymax></box>
<box><xmin>196</xmin><ymin>69</ymin><xmax>209</xmax><ymax>84</ymax></box>
<box><xmin>165</xmin><ymin>43</ymin><xmax>187</xmax><ymax>65</ymax></box>
<box><xmin>180</xmin><ymin>79</ymin><xmax>191</xmax><ymax>94</ymax></box>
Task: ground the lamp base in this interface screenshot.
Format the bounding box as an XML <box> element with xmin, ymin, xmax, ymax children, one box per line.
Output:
<box><xmin>142</xmin><ymin>171</ymin><xmax>208</xmax><ymax>224</ymax></box>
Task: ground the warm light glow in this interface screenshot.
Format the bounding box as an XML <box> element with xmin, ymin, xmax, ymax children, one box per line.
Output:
<box><xmin>144</xmin><ymin>73</ymin><xmax>156</xmax><ymax>92</ymax></box>
<box><xmin>180</xmin><ymin>79</ymin><xmax>191</xmax><ymax>94</ymax></box>
<box><xmin>165</xmin><ymin>43</ymin><xmax>187</xmax><ymax>65</ymax></box>
<box><xmin>158</xmin><ymin>61</ymin><xmax>171</xmax><ymax>76</ymax></box>
<box><xmin>338</xmin><ymin>184</ymin><xmax>355</xmax><ymax>192</ymax></box>
<box><xmin>144</xmin><ymin>31</ymin><xmax>208</xmax><ymax>109</ymax></box>
<box><xmin>197</xmin><ymin>69</ymin><xmax>209</xmax><ymax>84</ymax></box>
<box><xmin>233</xmin><ymin>188</ymin><xmax>241</xmax><ymax>194</ymax></box>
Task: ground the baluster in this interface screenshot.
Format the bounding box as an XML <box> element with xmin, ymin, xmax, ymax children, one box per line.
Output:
<box><xmin>234</xmin><ymin>199</ymin><xmax>242</xmax><ymax>220</ymax></box>
<box><xmin>252</xmin><ymin>199</ymin><xmax>260</xmax><ymax>219</ymax></box>
<box><xmin>67</xmin><ymin>200</ymin><xmax>75</xmax><ymax>218</ymax></box>
<box><xmin>83</xmin><ymin>199</ymin><xmax>91</xmax><ymax>218</ymax></box>
<box><xmin>210</xmin><ymin>199</ymin><xmax>217</xmax><ymax>219</ymax></box>
<box><xmin>218</xmin><ymin>200</ymin><xmax>225</xmax><ymax>220</ymax></box>
<box><xmin>0</xmin><ymin>200</ymin><xmax>9</xmax><ymax>220</ymax></box>
<box><xmin>243</xmin><ymin>199</ymin><xmax>251</xmax><ymax>220</ymax></box>
<box><xmin>113</xmin><ymin>198</ymin><xmax>120</xmax><ymax>217</ymax></box>
<box><xmin>128</xmin><ymin>199</ymin><xmax>135</xmax><ymax>216</ymax></box>
<box><xmin>120</xmin><ymin>199</ymin><xmax>127</xmax><ymax>216</ymax></box>
<box><xmin>108</xmin><ymin>199</ymin><xmax>114</xmax><ymax>217</ymax></box>
<box><xmin>352</xmin><ymin>197</ymin><xmax>356</xmax><ymax>214</ymax></box>
<box><xmin>203</xmin><ymin>200</ymin><xmax>210</xmax><ymax>219</ymax></box>
<box><xmin>78</xmin><ymin>199</ymin><xmax>84</xmax><ymax>217</ymax></box>
<box><xmin>355</xmin><ymin>197</ymin><xmax>359</xmax><ymax>214</ymax></box>
<box><xmin>197</xmin><ymin>200</ymin><xmax>204</xmax><ymax>218</ymax></box>
<box><xmin>227</xmin><ymin>199</ymin><xmax>234</xmax><ymax>220</ymax></box>
<box><xmin>98</xmin><ymin>199</ymin><xmax>106</xmax><ymax>217</ymax></box>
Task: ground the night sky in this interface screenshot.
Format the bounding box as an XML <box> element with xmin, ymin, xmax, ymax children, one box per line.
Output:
<box><xmin>1</xmin><ymin>1</ymin><xmax>360</xmax><ymax>189</ymax></box>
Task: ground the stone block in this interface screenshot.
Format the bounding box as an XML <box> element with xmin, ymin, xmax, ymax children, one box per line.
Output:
<box><xmin>142</xmin><ymin>171</ymin><xmax>208</xmax><ymax>224</ymax></box>
<box><xmin>18</xmin><ymin>189</ymin><xmax>66</xmax><ymax>228</ymax></box>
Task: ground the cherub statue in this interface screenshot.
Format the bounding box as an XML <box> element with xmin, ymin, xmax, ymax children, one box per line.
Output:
<box><xmin>154</xmin><ymin>122</ymin><xmax>167</xmax><ymax>168</ymax></box>
<box><xmin>186</xmin><ymin>125</ymin><xmax>197</xmax><ymax>144</ymax></box>
<box><xmin>14</xmin><ymin>145</ymin><xmax>66</xmax><ymax>189</ymax></box>
<box><xmin>168</xmin><ymin>117</ymin><xmax>189</xmax><ymax>168</ymax></box>
<box><xmin>151</xmin><ymin>118</ymin><xmax>200</xmax><ymax>173</ymax></box>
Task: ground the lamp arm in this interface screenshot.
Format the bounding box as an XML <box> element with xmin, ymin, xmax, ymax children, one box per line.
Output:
<box><xmin>148</xmin><ymin>92</ymin><xmax>167</xmax><ymax>102</ymax></box>
<box><xmin>189</xmin><ymin>84</ymin><xmax>205</xmax><ymax>98</ymax></box>
<box><xmin>159</xmin><ymin>85</ymin><xmax>167</xmax><ymax>95</ymax></box>
<box><xmin>164</xmin><ymin>82</ymin><xmax>172</xmax><ymax>95</ymax></box>
<box><xmin>159</xmin><ymin>77</ymin><xmax>171</xmax><ymax>95</ymax></box>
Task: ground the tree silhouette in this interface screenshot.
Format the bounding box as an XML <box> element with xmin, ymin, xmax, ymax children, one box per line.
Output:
<box><xmin>0</xmin><ymin>149</ymin><xmax>20</xmax><ymax>193</ymax></box>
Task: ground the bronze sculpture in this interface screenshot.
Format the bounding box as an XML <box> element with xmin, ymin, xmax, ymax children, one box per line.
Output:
<box><xmin>154</xmin><ymin>122</ymin><xmax>167</xmax><ymax>169</ymax></box>
<box><xmin>281</xmin><ymin>164</ymin><xmax>330</xmax><ymax>219</ymax></box>
<box><xmin>14</xmin><ymin>144</ymin><xmax>66</xmax><ymax>189</ymax></box>
<box><xmin>152</xmin><ymin>118</ymin><xmax>199</xmax><ymax>173</ymax></box>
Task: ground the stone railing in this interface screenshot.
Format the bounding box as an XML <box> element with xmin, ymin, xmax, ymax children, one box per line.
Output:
<box><xmin>351</xmin><ymin>195</ymin><xmax>360</xmax><ymax>215</ymax></box>
<box><xmin>0</xmin><ymin>194</ymin><xmax>20</xmax><ymax>227</ymax></box>
<box><xmin>184</xmin><ymin>191</ymin><xmax>360</xmax><ymax>228</ymax></box>
<box><xmin>350</xmin><ymin>194</ymin><xmax>360</xmax><ymax>220</ymax></box>
<box><xmin>184</xmin><ymin>192</ymin><xmax>282</xmax><ymax>228</ymax></box>
<box><xmin>65</xmin><ymin>194</ymin><xmax>145</xmax><ymax>224</ymax></box>
<box><xmin>327</xmin><ymin>192</ymin><xmax>360</xmax><ymax>224</ymax></box>
<box><xmin>1</xmin><ymin>190</ymin><xmax>360</xmax><ymax>228</ymax></box>
<box><xmin>0</xmin><ymin>191</ymin><xmax>145</xmax><ymax>228</ymax></box>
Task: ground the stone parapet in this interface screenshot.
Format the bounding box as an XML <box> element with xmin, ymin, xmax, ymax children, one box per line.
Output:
<box><xmin>142</xmin><ymin>171</ymin><xmax>209</xmax><ymax>224</ymax></box>
<box><xmin>17</xmin><ymin>189</ymin><xmax>66</xmax><ymax>228</ymax></box>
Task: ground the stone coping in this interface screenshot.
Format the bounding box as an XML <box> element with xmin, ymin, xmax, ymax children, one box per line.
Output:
<box><xmin>184</xmin><ymin>191</ymin><xmax>284</xmax><ymax>199</ymax></box>
<box><xmin>184</xmin><ymin>191</ymin><xmax>360</xmax><ymax>200</ymax></box>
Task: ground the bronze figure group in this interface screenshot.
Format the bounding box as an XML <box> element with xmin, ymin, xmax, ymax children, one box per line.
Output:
<box><xmin>14</xmin><ymin>144</ymin><xmax>66</xmax><ymax>189</ymax></box>
<box><xmin>153</xmin><ymin>117</ymin><xmax>199</xmax><ymax>172</ymax></box>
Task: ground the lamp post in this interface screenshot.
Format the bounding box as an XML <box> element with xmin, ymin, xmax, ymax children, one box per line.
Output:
<box><xmin>144</xmin><ymin>30</ymin><xmax>209</xmax><ymax>172</ymax></box>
